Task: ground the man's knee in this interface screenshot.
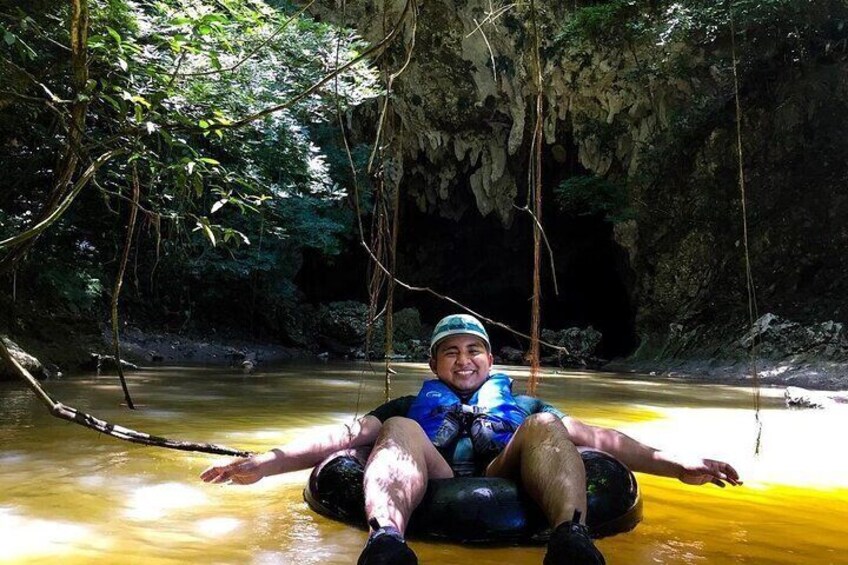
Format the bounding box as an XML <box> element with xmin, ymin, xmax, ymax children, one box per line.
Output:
<box><xmin>378</xmin><ymin>416</ymin><xmax>428</xmax><ymax>441</ymax></box>
<box><xmin>373</xmin><ymin>417</ymin><xmax>453</xmax><ymax>478</ymax></box>
<box><xmin>522</xmin><ymin>412</ymin><xmax>565</xmax><ymax>430</ymax></box>
<box><xmin>382</xmin><ymin>416</ymin><xmax>421</xmax><ymax>430</ymax></box>
<box><xmin>517</xmin><ymin>413</ymin><xmax>571</xmax><ymax>442</ymax></box>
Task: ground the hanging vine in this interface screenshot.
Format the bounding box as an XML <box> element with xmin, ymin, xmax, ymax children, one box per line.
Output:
<box><xmin>109</xmin><ymin>161</ymin><xmax>142</xmax><ymax>410</ymax></box>
<box><xmin>526</xmin><ymin>0</ymin><xmax>546</xmax><ymax>396</ymax></box>
<box><xmin>728</xmin><ymin>0</ymin><xmax>762</xmax><ymax>453</ymax></box>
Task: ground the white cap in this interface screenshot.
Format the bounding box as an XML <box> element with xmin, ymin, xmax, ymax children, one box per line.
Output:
<box><xmin>430</xmin><ymin>314</ymin><xmax>490</xmax><ymax>356</ymax></box>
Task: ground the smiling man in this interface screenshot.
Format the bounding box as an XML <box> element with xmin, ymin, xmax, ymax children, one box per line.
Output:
<box><xmin>358</xmin><ymin>314</ymin><xmax>607</xmax><ymax>565</ymax></box>
<box><xmin>201</xmin><ymin>314</ymin><xmax>741</xmax><ymax>565</ymax></box>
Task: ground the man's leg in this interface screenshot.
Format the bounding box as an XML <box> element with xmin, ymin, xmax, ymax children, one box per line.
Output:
<box><xmin>486</xmin><ymin>412</ymin><xmax>604</xmax><ymax>564</ymax></box>
<box><xmin>358</xmin><ymin>416</ymin><xmax>453</xmax><ymax>565</ymax></box>
<box><xmin>486</xmin><ymin>412</ymin><xmax>586</xmax><ymax>525</ymax></box>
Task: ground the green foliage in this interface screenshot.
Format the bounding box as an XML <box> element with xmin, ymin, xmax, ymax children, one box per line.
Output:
<box><xmin>554</xmin><ymin>175</ymin><xmax>633</xmax><ymax>223</ymax></box>
<box><xmin>658</xmin><ymin>0</ymin><xmax>847</xmax><ymax>54</ymax></box>
<box><xmin>557</xmin><ymin>0</ymin><xmax>651</xmax><ymax>46</ymax></box>
<box><xmin>36</xmin><ymin>266</ymin><xmax>104</xmax><ymax>314</ymax></box>
<box><xmin>0</xmin><ymin>0</ymin><xmax>380</xmax><ymax>328</ymax></box>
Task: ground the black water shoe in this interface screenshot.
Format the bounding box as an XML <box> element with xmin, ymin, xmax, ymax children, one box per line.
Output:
<box><xmin>544</xmin><ymin>511</ymin><xmax>606</xmax><ymax>565</ymax></box>
<box><xmin>357</xmin><ymin>519</ymin><xmax>418</xmax><ymax>565</ymax></box>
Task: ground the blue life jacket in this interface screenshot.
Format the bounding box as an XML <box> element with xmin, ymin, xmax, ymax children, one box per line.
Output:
<box><xmin>407</xmin><ymin>374</ymin><xmax>529</xmax><ymax>465</ymax></box>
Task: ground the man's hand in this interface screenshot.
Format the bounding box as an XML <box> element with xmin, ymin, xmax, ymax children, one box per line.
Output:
<box><xmin>200</xmin><ymin>456</ymin><xmax>267</xmax><ymax>485</ymax></box>
<box><xmin>677</xmin><ymin>458</ymin><xmax>742</xmax><ymax>488</ymax></box>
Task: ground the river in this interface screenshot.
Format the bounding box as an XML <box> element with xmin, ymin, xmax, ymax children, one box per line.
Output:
<box><xmin>1</xmin><ymin>363</ymin><xmax>846</xmax><ymax>564</ymax></box>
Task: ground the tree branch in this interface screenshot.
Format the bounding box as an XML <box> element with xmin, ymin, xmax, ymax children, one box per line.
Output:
<box><xmin>211</xmin><ymin>0</ymin><xmax>413</xmax><ymax>131</ymax></box>
<box><xmin>176</xmin><ymin>0</ymin><xmax>316</xmax><ymax>78</ymax></box>
<box><xmin>0</xmin><ymin>150</ymin><xmax>122</xmax><ymax>249</ymax></box>
<box><xmin>0</xmin><ymin>337</ymin><xmax>252</xmax><ymax>457</ymax></box>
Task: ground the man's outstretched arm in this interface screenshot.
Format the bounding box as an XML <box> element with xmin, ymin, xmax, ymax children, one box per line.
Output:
<box><xmin>200</xmin><ymin>415</ymin><xmax>383</xmax><ymax>485</ymax></box>
<box><xmin>562</xmin><ymin>416</ymin><xmax>742</xmax><ymax>487</ymax></box>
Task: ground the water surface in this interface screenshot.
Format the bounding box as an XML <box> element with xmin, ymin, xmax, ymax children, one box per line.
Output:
<box><xmin>1</xmin><ymin>363</ymin><xmax>846</xmax><ymax>564</ymax></box>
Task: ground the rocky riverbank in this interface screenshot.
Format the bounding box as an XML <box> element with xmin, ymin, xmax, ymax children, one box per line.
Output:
<box><xmin>609</xmin><ymin>313</ymin><xmax>848</xmax><ymax>391</ymax></box>
<box><xmin>4</xmin><ymin>304</ymin><xmax>848</xmax><ymax>394</ymax></box>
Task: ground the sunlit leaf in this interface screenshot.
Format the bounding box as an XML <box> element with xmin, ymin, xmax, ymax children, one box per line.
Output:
<box><xmin>210</xmin><ymin>198</ymin><xmax>227</xmax><ymax>214</ymax></box>
<box><xmin>194</xmin><ymin>221</ymin><xmax>217</xmax><ymax>247</ymax></box>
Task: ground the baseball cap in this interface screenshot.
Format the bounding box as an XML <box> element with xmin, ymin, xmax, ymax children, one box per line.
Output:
<box><xmin>430</xmin><ymin>314</ymin><xmax>491</xmax><ymax>355</ymax></box>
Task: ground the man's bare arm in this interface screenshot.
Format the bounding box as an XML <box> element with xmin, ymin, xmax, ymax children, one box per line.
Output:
<box><xmin>200</xmin><ymin>415</ymin><xmax>383</xmax><ymax>485</ymax></box>
<box><xmin>562</xmin><ymin>416</ymin><xmax>741</xmax><ymax>487</ymax></box>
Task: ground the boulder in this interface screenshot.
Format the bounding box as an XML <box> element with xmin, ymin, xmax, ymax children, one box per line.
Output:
<box><xmin>369</xmin><ymin>308</ymin><xmax>428</xmax><ymax>359</ymax></box>
<box><xmin>0</xmin><ymin>336</ymin><xmax>45</xmax><ymax>380</ymax></box>
<box><xmin>785</xmin><ymin>386</ymin><xmax>848</xmax><ymax>409</ymax></box>
<box><xmin>541</xmin><ymin>326</ymin><xmax>603</xmax><ymax>366</ymax></box>
<box><xmin>316</xmin><ymin>301</ymin><xmax>370</xmax><ymax>351</ymax></box>
<box><xmin>498</xmin><ymin>346</ymin><xmax>526</xmax><ymax>364</ymax></box>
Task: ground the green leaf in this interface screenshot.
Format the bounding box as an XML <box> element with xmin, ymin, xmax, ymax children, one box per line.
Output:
<box><xmin>99</xmin><ymin>93</ymin><xmax>123</xmax><ymax>112</ymax></box>
<box><xmin>3</xmin><ymin>31</ymin><xmax>15</xmax><ymax>46</ymax></box>
<box><xmin>198</xmin><ymin>157</ymin><xmax>220</xmax><ymax>165</ymax></box>
<box><xmin>130</xmin><ymin>95</ymin><xmax>151</xmax><ymax>108</ymax></box>
<box><xmin>106</xmin><ymin>26</ymin><xmax>122</xmax><ymax>45</ymax></box>
<box><xmin>197</xmin><ymin>221</ymin><xmax>216</xmax><ymax>247</ymax></box>
<box><xmin>117</xmin><ymin>57</ymin><xmax>128</xmax><ymax>71</ymax></box>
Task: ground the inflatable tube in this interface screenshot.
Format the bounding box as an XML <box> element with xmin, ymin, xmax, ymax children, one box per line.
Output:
<box><xmin>303</xmin><ymin>447</ymin><xmax>641</xmax><ymax>543</ymax></box>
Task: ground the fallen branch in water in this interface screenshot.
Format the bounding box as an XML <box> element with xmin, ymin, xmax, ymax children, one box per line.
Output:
<box><xmin>0</xmin><ymin>337</ymin><xmax>252</xmax><ymax>457</ymax></box>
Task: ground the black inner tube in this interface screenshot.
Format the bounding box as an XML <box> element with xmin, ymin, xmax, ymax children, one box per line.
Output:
<box><xmin>304</xmin><ymin>446</ymin><xmax>642</xmax><ymax>544</ymax></box>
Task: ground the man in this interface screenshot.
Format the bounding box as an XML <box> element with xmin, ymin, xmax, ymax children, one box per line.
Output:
<box><xmin>201</xmin><ymin>314</ymin><xmax>741</xmax><ymax>565</ymax></box>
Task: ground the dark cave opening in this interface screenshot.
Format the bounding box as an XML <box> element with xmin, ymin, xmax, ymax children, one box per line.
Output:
<box><xmin>297</xmin><ymin>137</ymin><xmax>639</xmax><ymax>359</ymax></box>
<box><xmin>387</xmin><ymin>200</ymin><xmax>639</xmax><ymax>360</ymax></box>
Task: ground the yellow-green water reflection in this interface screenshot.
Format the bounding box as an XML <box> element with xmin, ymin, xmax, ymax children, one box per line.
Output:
<box><xmin>1</xmin><ymin>363</ymin><xmax>846</xmax><ymax>564</ymax></box>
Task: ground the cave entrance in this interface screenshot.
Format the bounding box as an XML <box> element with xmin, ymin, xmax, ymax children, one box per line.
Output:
<box><xmin>542</xmin><ymin>217</ymin><xmax>639</xmax><ymax>359</ymax></box>
<box><xmin>393</xmin><ymin>193</ymin><xmax>639</xmax><ymax>360</ymax></box>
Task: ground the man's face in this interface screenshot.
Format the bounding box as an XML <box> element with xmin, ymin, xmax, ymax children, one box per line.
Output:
<box><xmin>429</xmin><ymin>334</ymin><xmax>493</xmax><ymax>395</ymax></box>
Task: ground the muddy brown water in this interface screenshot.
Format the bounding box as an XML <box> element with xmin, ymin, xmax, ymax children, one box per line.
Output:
<box><xmin>1</xmin><ymin>363</ymin><xmax>846</xmax><ymax>564</ymax></box>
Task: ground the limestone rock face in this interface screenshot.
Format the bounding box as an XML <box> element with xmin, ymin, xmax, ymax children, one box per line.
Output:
<box><xmin>737</xmin><ymin>314</ymin><xmax>848</xmax><ymax>363</ymax></box>
<box><xmin>315</xmin><ymin>1</ymin><xmax>695</xmax><ymax>226</ymax></box>
<box><xmin>317</xmin><ymin>1</ymin><xmax>848</xmax><ymax>359</ymax></box>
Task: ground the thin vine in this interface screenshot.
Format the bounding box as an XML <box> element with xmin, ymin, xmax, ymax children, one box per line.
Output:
<box><xmin>729</xmin><ymin>0</ymin><xmax>762</xmax><ymax>454</ymax></box>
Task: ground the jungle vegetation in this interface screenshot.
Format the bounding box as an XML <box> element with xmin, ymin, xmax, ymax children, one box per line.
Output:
<box><xmin>1</xmin><ymin>0</ymin><xmax>845</xmax><ymax>350</ymax></box>
<box><xmin>0</xmin><ymin>0</ymin><xmax>379</xmax><ymax>340</ymax></box>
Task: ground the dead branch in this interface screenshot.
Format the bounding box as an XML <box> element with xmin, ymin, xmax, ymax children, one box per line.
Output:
<box><xmin>0</xmin><ymin>337</ymin><xmax>252</xmax><ymax>457</ymax></box>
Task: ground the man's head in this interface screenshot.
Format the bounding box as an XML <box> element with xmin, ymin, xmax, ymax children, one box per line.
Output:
<box><xmin>429</xmin><ymin>314</ymin><xmax>493</xmax><ymax>395</ymax></box>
